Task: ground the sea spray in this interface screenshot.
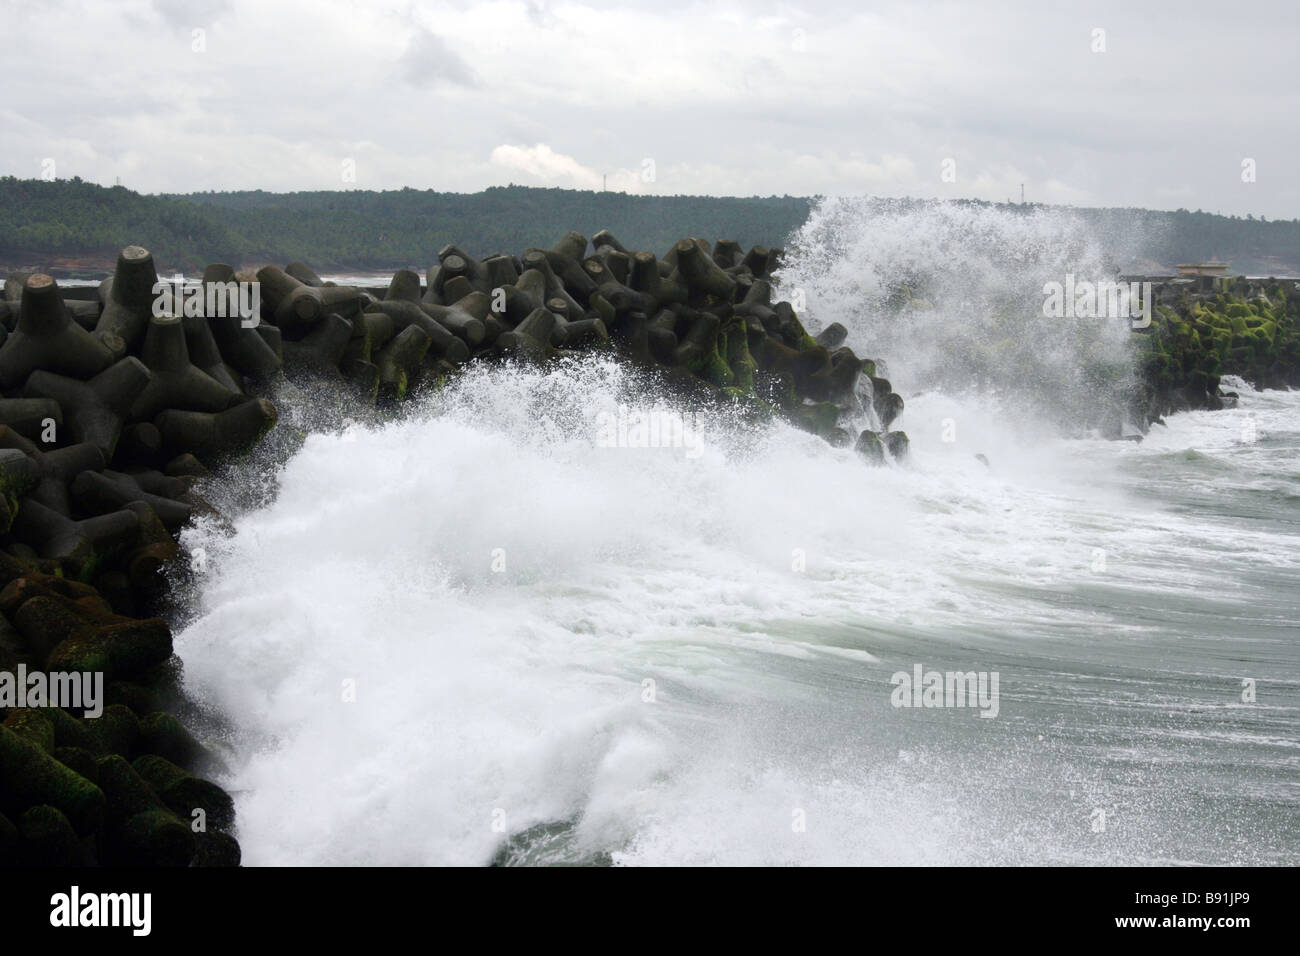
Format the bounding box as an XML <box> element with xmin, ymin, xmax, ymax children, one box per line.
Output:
<box><xmin>778</xmin><ymin>198</ymin><xmax>1155</xmax><ymax>434</ymax></box>
<box><xmin>171</xmin><ymin>358</ymin><xmax>948</xmax><ymax>864</ymax></box>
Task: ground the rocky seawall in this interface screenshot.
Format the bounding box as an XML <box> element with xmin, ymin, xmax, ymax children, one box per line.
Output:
<box><xmin>1134</xmin><ymin>274</ymin><xmax>1300</xmax><ymax>424</ymax></box>
<box><xmin>0</xmin><ymin>231</ymin><xmax>903</xmax><ymax>867</ymax></box>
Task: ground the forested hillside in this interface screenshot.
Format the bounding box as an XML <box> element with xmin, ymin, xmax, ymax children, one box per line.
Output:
<box><xmin>0</xmin><ymin>179</ymin><xmax>810</xmax><ymax>273</ymax></box>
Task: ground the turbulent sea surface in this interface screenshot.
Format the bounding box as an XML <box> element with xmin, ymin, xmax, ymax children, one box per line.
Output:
<box><xmin>171</xmin><ymin>204</ymin><xmax>1299</xmax><ymax>866</ymax></box>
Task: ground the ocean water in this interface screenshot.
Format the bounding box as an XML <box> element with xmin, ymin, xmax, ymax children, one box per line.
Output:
<box><xmin>170</xmin><ymin>203</ymin><xmax>1299</xmax><ymax>866</ymax></box>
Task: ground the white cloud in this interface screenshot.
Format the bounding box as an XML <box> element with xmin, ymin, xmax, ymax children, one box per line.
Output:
<box><xmin>492</xmin><ymin>144</ymin><xmax>604</xmax><ymax>190</ymax></box>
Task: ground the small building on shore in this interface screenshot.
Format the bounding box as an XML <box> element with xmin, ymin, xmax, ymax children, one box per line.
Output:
<box><xmin>1177</xmin><ymin>263</ymin><xmax>1229</xmax><ymax>276</ymax></box>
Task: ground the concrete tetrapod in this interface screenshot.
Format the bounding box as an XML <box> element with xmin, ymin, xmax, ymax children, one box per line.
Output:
<box><xmin>131</xmin><ymin>315</ymin><xmax>242</xmax><ymax>420</ymax></box>
<box><xmin>23</xmin><ymin>358</ymin><xmax>153</xmax><ymax>459</ymax></box>
<box><xmin>70</xmin><ymin>469</ymin><xmax>193</xmax><ymax>532</ymax></box>
<box><xmin>0</xmin><ymin>428</ymin><xmax>105</xmax><ymax>517</ymax></box>
<box><xmin>203</xmin><ymin>265</ymin><xmax>282</xmax><ymax>382</ymax></box>
<box><xmin>496</xmin><ymin>307</ymin><xmax>555</xmax><ymax>362</ymax></box>
<box><xmin>376</xmin><ymin>325</ymin><xmax>432</xmax><ymax>402</ymax></box>
<box><xmin>0</xmin><ymin>275</ymin><xmax>119</xmax><ymax>390</ymax></box>
<box><xmin>153</xmin><ymin>398</ymin><xmax>278</xmax><ymax>461</ymax></box>
<box><xmin>95</xmin><ymin>246</ymin><xmax>160</xmax><ymax>350</ymax></box>
<box><xmin>0</xmin><ymin>725</ymin><xmax>105</xmax><ymax>836</ymax></box>
<box><xmin>9</xmin><ymin>498</ymin><xmax>140</xmax><ymax>579</ymax></box>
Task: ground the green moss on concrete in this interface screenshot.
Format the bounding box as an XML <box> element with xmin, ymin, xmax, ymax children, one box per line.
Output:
<box><xmin>724</xmin><ymin>323</ymin><xmax>757</xmax><ymax>393</ymax></box>
<box><xmin>0</xmin><ymin>724</ymin><xmax>105</xmax><ymax>835</ymax></box>
<box><xmin>3</xmin><ymin>708</ymin><xmax>55</xmax><ymax>753</ymax></box>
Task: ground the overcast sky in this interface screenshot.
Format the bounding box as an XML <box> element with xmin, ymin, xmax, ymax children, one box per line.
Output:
<box><xmin>2</xmin><ymin>0</ymin><xmax>1297</xmax><ymax>217</ymax></box>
